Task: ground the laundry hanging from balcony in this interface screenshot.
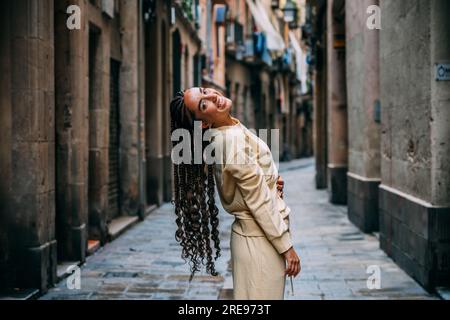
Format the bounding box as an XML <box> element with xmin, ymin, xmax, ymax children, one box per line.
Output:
<box><xmin>245</xmin><ymin>0</ymin><xmax>285</xmax><ymax>52</ymax></box>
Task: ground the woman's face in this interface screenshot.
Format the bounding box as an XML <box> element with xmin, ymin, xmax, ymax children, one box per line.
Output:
<box><xmin>183</xmin><ymin>87</ymin><xmax>232</xmax><ymax>127</ymax></box>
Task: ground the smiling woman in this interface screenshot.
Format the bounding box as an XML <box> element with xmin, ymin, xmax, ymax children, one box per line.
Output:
<box><xmin>183</xmin><ymin>87</ymin><xmax>235</xmax><ymax>129</ymax></box>
<box><xmin>169</xmin><ymin>88</ymin><xmax>301</xmax><ymax>300</ymax></box>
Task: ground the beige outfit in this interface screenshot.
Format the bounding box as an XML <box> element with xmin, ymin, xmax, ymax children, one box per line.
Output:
<box><xmin>210</xmin><ymin>117</ymin><xmax>293</xmax><ymax>300</ymax></box>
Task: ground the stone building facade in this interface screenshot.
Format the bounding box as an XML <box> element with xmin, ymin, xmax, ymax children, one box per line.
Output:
<box><xmin>306</xmin><ymin>0</ymin><xmax>450</xmax><ymax>291</ymax></box>
<box><xmin>378</xmin><ymin>0</ymin><xmax>450</xmax><ymax>290</ymax></box>
<box><xmin>0</xmin><ymin>0</ymin><xmax>311</xmax><ymax>295</ymax></box>
<box><xmin>0</xmin><ymin>0</ymin><xmax>179</xmax><ymax>294</ymax></box>
<box><xmin>1</xmin><ymin>0</ymin><xmax>58</xmax><ymax>293</ymax></box>
<box><xmin>0</xmin><ymin>0</ymin><xmax>151</xmax><ymax>293</ymax></box>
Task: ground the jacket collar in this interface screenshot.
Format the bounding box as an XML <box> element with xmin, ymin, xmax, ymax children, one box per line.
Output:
<box><xmin>209</xmin><ymin>116</ymin><xmax>241</xmax><ymax>138</ymax></box>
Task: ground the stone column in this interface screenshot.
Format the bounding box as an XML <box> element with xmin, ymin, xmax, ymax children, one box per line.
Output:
<box><xmin>326</xmin><ymin>0</ymin><xmax>348</xmax><ymax>204</ymax></box>
<box><xmin>145</xmin><ymin>2</ymin><xmax>164</xmax><ymax>206</ymax></box>
<box><xmin>0</xmin><ymin>0</ymin><xmax>56</xmax><ymax>292</ymax></box>
<box><xmin>54</xmin><ymin>0</ymin><xmax>88</xmax><ymax>263</ymax></box>
<box><xmin>0</xmin><ymin>0</ymin><xmax>11</xmax><ymax>289</ymax></box>
<box><xmin>119</xmin><ymin>0</ymin><xmax>140</xmax><ymax>215</ymax></box>
<box><xmin>313</xmin><ymin>41</ymin><xmax>328</xmax><ymax>189</ymax></box>
<box><xmin>138</xmin><ymin>0</ymin><xmax>147</xmax><ymax>216</ymax></box>
<box><xmin>87</xmin><ymin>16</ymin><xmax>109</xmax><ymax>243</ymax></box>
<box><xmin>345</xmin><ymin>0</ymin><xmax>380</xmax><ymax>232</ymax></box>
<box><xmin>161</xmin><ymin>17</ymin><xmax>172</xmax><ymax>204</ymax></box>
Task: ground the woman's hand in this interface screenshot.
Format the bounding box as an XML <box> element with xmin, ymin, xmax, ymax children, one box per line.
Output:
<box><xmin>277</xmin><ymin>175</ymin><xmax>284</xmax><ymax>199</ymax></box>
<box><xmin>283</xmin><ymin>247</ymin><xmax>301</xmax><ymax>277</ymax></box>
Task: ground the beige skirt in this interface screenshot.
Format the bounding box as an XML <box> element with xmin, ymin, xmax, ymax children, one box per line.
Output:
<box><xmin>230</xmin><ymin>229</ymin><xmax>286</xmax><ymax>300</ymax></box>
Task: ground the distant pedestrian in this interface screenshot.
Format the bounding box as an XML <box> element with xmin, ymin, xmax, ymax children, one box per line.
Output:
<box><xmin>169</xmin><ymin>88</ymin><xmax>301</xmax><ymax>300</ymax></box>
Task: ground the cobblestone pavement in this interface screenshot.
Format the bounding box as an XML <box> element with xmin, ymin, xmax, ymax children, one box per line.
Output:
<box><xmin>40</xmin><ymin>158</ymin><xmax>438</xmax><ymax>300</ymax></box>
<box><xmin>281</xmin><ymin>159</ymin><xmax>437</xmax><ymax>300</ymax></box>
<box><xmin>40</xmin><ymin>199</ymin><xmax>234</xmax><ymax>300</ymax></box>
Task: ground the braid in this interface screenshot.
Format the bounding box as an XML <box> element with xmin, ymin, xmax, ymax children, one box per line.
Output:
<box><xmin>170</xmin><ymin>91</ymin><xmax>221</xmax><ymax>281</ymax></box>
<box><xmin>171</xmin><ymin>118</ymin><xmax>185</xmax><ymax>251</ymax></box>
<box><xmin>207</xmin><ymin>164</ymin><xmax>221</xmax><ymax>262</ymax></box>
<box><xmin>199</xmin><ymin>165</ymin><xmax>213</xmax><ymax>270</ymax></box>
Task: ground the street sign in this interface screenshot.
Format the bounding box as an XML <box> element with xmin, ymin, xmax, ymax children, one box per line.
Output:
<box><xmin>436</xmin><ymin>63</ymin><xmax>450</xmax><ymax>81</ymax></box>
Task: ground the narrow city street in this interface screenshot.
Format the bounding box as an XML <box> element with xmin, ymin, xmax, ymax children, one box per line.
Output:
<box><xmin>40</xmin><ymin>159</ymin><xmax>438</xmax><ymax>300</ymax></box>
<box><xmin>2</xmin><ymin>0</ymin><xmax>449</xmax><ymax>305</ymax></box>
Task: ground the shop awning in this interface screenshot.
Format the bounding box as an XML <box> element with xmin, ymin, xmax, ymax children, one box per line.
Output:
<box><xmin>245</xmin><ymin>0</ymin><xmax>285</xmax><ymax>51</ymax></box>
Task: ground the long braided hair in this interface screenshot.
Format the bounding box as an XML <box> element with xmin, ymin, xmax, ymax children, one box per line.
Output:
<box><xmin>170</xmin><ymin>91</ymin><xmax>221</xmax><ymax>281</ymax></box>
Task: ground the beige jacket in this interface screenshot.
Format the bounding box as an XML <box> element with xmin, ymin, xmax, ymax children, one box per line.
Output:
<box><xmin>209</xmin><ymin>117</ymin><xmax>293</xmax><ymax>255</ymax></box>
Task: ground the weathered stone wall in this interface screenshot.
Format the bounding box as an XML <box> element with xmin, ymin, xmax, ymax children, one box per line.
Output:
<box><xmin>0</xmin><ymin>0</ymin><xmax>57</xmax><ymax>292</ymax></box>
<box><xmin>379</xmin><ymin>0</ymin><xmax>450</xmax><ymax>289</ymax></box>
<box><xmin>346</xmin><ymin>0</ymin><xmax>380</xmax><ymax>179</ymax></box>
<box><xmin>119</xmin><ymin>0</ymin><xmax>141</xmax><ymax>214</ymax></box>
<box><xmin>326</xmin><ymin>0</ymin><xmax>348</xmax><ymax>204</ymax></box>
<box><xmin>0</xmin><ymin>0</ymin><xmax>12</xmax><ymax>288</ymax></box>
<box><xmin>145</xmin><ymin>1</ymin><xmax>173</xmax><ymax>206</ymax></box>
<box><xmin>313</xmin><ymin>18</ymin><xmax>328</xmax><ymax>189</ymax></box>
<box><xmin>0</xmin><ymin>0</ymin><xmax>148</xmax><ymax>292</ymax></box>
<box><xmin>380</xmin><ymin>0</ymin><xmax>432</xmax><ymax>200</ymax></box>
<box><xmin>430</xmin><ymin>0</ymin><xmax>450</xmax><ymax>208</ymax></box>
<box><xmin>345</xmin><ymin>0</ymin><xmax>381</xmax><ymax>232</ymax></box>
<box><xmin>54</xmin><ymin>0</ymin><xmax>89</xmax><ymax>262</ymax></box>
